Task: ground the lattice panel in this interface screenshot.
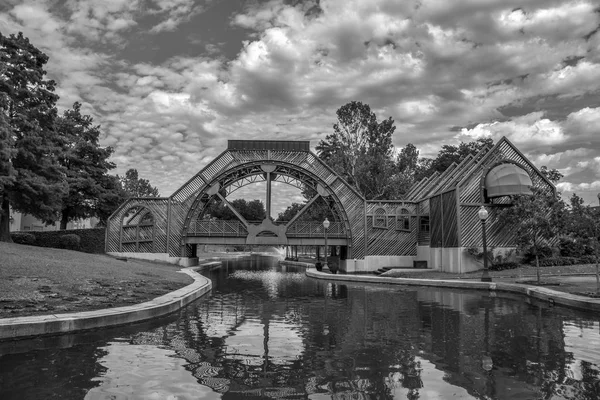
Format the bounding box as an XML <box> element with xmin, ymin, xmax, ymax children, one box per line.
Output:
<box><xmin>430</xmin><ymin>195</ymin><xmax>443</xmax><ymax>248</ymax></box>
<box><xmin>366</xmin><ymin>215</ymin><xmax>417</xmax><ymax>256</ymax></box>
<box><xmin>105</xmin><ymin>197</ymin><xmax>169</xmax><ymax>253</ymax></box>
<box><xmin>442</xmin><ymin>190</ymin><xmax>458</xmax><ymax>247</ymax></box>
<box><xmin>328</xmin><ymin>178</ymin><xmax>365</xmax><ymax>258</ymax></box>
<box><xmin>460</xmin><ymin>204</ymin><xmax>515</xmax><ymax>248</ymax></box>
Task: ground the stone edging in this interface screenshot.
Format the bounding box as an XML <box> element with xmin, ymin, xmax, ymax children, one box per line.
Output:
<box><xmin>0</xmin><ymin>268</ymin><xmax>212</xmax><ymax>341</ymax></box>
<box><xmin>305</xmin><ymin>268</ymin><xmax>600</xmax><ymax>313</ymax></box>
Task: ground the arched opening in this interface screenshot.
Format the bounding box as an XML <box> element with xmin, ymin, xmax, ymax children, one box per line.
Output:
<box><xmin>120</xmin><ymin>206</ymin><xmax>155</xmax><ymax>252</ymax></box>
<box><xmin>396</xmin><ymin>207</ymin><xmax>411</xmax><ymax>231</ymax></box>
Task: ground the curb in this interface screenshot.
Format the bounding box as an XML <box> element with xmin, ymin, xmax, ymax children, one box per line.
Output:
<box><xmin>305</xmin><ymin>268</ymin><xmax>600</xmax><ymax>313</ymax></box>
<box><xmin>0</xmin><ymin>268</ymin><xmax>212</xmax><ymax>341</ymax></box>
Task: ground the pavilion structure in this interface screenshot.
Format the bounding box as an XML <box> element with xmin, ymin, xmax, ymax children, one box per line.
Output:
<box><xmin>105</xmin><ymin>137</ymin><xmax>554</xmax><ymax>273</ymax></box>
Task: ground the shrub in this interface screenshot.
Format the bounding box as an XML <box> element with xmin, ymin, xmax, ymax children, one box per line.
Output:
<box><xmin>489</xmin><ymin>261</ymin><xmax>520</xmax><ymax>271</ymax></box>
<box><xmin>558</xmin><ymin>237</ymin><xmax>594</xmax><ymax>258</ymax></box>
<box><xmin>521</xmin><ymin>244</ymin><xmax>554</xmax><ymax>264</ymax></box>
<box><xmin>59</xmin><ymin>234</ymin><xmax>81</xmax><ymax>250</ymax></box>
<box><xmin>11</xmin><ymin>232</ymin><xmax>36</xmax><ymax>245</ymax></box>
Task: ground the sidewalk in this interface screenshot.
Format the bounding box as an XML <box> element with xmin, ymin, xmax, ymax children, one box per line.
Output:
<box><xmin>301</xmin><ymin>263</ymin><xmax>600</xmax><ymax>314</ymax></box>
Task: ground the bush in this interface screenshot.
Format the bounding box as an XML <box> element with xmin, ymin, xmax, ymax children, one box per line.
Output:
<box><xmin>11</xmin><ymin>232</ymin><xmax>36</xmax><ymax>245</ymax></box>
<box><xmin>10</xmin><ymin>228</ymin><xmax>106</xmax><ymax>253</ymax></box>
<box><xmin>489</xmin><ymin>261</ymin><xmax>520</xmax><ymax>271</ymax></box>
<box><xmin>521</xmin><ymin>244</ymin><xmax>554</xmax><ymax>264</ymax></box>
<box><xmin>558</xmin><ymin>237</ymin><xmax>594</xmax><ymax>258</ymax></box>
<box><xmin>59</xmin><ymin>234</ymin><xmax>81</xmax><ymax>250</ymax></box>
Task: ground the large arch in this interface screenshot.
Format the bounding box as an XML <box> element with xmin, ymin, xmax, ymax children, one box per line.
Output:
<box><xmin>106</xmin><ymin>140</ymin><xmax>368</xmax><ymax>260</ymax></box>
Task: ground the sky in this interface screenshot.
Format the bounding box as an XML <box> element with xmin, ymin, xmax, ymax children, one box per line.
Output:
<box><xmin>1</xmin><ymin>0</ymin><xmax>600</xmax><ymax>216</ymax></box>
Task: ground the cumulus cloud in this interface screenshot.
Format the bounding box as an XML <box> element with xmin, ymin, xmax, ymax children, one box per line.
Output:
<box><xmin>1</xmin><ymin>0</ymin><xmax>600</xmax><ymax>205</ymax></box>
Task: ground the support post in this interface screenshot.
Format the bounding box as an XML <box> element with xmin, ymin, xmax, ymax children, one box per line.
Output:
<box><xmin>481</xmin><ymin>219</ymin><xmax>491</xmax><ymax>282</ymax></box>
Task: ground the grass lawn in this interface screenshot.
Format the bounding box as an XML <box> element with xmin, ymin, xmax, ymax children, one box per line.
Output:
<box><xmin>0</xmin><ymin>241</ymin><xmax>193</xmax><ymax>318</ymax></box>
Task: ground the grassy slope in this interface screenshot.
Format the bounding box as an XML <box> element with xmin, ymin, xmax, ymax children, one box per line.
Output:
<box><xmin>0</xmin><ymin>242</ymin><xmax>193</xmax><ymax>317</ymax></box>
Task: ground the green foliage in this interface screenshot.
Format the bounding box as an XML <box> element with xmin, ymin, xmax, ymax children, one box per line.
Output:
<box><xmin>0</xmin><ymin>32</ymin><xmax>67</xmax><ymax>241</ymax></box>
<box><xmin>540</xmin><ymin>166</ymin><xmax>564</xmax><ymax>184</ymax></box>
<box><xmin>59</xmin><ymin>234</ymin><xmax>81</xmax><ymax>250</ymax></box>
<box><xmin>55</xmin><ymin>102</ymin><xmax>116</xmax><ymax>229</ymax></box>
<box><xmin>11</xmin><ymin>232</ymin><xmax>36</xmax><ymax>245</ymax></box>
<box><xmin>119</xmin><ymin>169</ymin><xmax>160</xmax><ymax>198</ymax></box>
<box><xmin>204</xmin><ymin>198</ymin><xmax>266</xmax><ymax>221</ymax></box>
<box><xmin>489</xmin><ymin>261</ymin><xmax>520</xmax><ymax>271</ymax></box>
<box><xmin>316</xmin><ymin>101</ymin><xmax>408</xmax><ymax>199</ymax></box>
<box><xmin>497</xmin><ymin>187</ymin><xmax>564</xmax><ymax>283</ymax></box>
<box><xmin>10</xmin><ymin>228</ymin><xmax>105</xmax><ymax>253</ymax></box>
<box><xmin>426</xmin><ymin>138</ymin><xmax>493</xmax><ymax>176</ymax></box>
<box><xmin>276</xmin><ymin>199</ymin><xmax>336</xmax><ymax>223</ymax></box>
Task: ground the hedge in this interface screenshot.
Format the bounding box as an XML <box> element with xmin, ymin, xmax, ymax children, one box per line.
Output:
<box><xmin>10</xmin><ymin>228</ymin><xmax>106</xmax><ymax>254</ymax></box>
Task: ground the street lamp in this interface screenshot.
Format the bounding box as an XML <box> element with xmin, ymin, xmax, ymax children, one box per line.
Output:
<box><xmin>478</xmin><ymin>206</ymin><xmax>492</xmax><ymax>282</ymax></box>
<box><xmin>323</xmin><ymin>218</ymin><xmax>330</xmax><ymax>273</ymax></box>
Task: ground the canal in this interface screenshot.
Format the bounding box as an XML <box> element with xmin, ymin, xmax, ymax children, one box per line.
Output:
<box><xmin>1</xmin><ymin>255</ymin><xmax>600</xmax><ymax>399</ymax></box>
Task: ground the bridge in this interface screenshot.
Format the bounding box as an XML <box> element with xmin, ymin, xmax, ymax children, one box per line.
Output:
<box><xmin>106</xmin><ymin>137</ymin><xmax>554</xmax><ymax>274</ymax></box>
<box><xmin>106</xmin><ymin>139</ymin><xmax>420</xmax><ymax>272</ymax></box>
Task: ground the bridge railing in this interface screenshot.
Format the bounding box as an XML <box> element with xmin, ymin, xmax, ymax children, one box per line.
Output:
<box><xmin>188</xmin><ymin>220</ymin><xmax>248</xmax><ymax>237</ymax></box>
<box><xmin>187</xmin><ymin>220</ymin><xmax>346</xmax><ymax>238</ymax></box>
<box><xmin>286</xmin><ymin>221</ymin><xmax>346</xmax><ymax>238</ymax></box>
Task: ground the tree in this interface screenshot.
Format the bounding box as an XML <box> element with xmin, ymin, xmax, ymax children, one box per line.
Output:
<box><xmin>317</xmin><ymin>101</ymin><xmax>408</xmax><ymax>199</ymax></box>
<box><xmin>565</xmin><ymin>193</ymin><xmax>600</xmax><ymax>294</ymax></box>
<box><xmin>55</xmin><ymin>102</ymin><xmax>116</xmax><ymax>229</ymax></box>
<box><xmin>95</xmin><ymin>174</ymin><xmax>127</xmax><ymax>227</ymax></box>
<box><xmin>540</xmin><ymin>166</ymin><xmax>564</xmax><ymax>184</ymax></box>
<box><xmin>497</xmin><ymin>188</ymin><xmax>565</xmax><ymax>284</ymax></box>
<box><xmin>119</xmin><ymin>169</ymin><xmax>160</xmax><ymax>198</ymax></box>
<box><xmin>428</xmin><ymin>138</ymin><xmax>494</xmax><ymax>175</ymax></box>
<box><xmin>205</xmin><ymin>198</ymin><xmax>266</xmax><ymax>221</ymax></box>
<box><xmin>0</xmin><ymin>32</ymin><xmax>67</xmax><ymax>242</ymax></box>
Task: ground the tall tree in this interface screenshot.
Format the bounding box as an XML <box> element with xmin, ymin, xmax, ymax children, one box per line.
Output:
<box><xmin>55</xmin><ymin>102</ymin><xmax>116</xmax><ymax>229</ymax></box>
<box><xmin>95</xmin><ymin>174</ymin><xmax>127</xmax><ymax>227</ymax></box>
<box><xmin>317</xmin><ymin>101</ymin><xmax>407</xmax><ymax>199</ymax></box>
<box><xmin>119</xmin><ymin>169</ymin><xmax>160</xmax><ymax>198</ymax></box>
<box><xmin>565</xmin><ymin>193</ymin><xmax>600</xmax><ymax>294</ymax></box>
<box><xmin>0</xmin><ymin>32</ymin><xmax>66</xmax><ymax>242</ymax></box>
<box><xmin>497</xmin><ymin>188</ymin><xmax>565</xmax><ymax>284</ymax></box>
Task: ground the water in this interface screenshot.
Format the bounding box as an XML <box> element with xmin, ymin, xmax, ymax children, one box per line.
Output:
<box><xmin>1</xmin><ymin>255</ymin><xmax>600</xmax><ymax>400</ymax></box>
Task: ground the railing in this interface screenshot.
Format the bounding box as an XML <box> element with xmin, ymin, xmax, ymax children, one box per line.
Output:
<box><xmin>188</xmin><ymin>220</ymin><xmax>248</xmax><ymax>237</ymax></box>
<box><xmin>286</xmin><ymin>221</ymin><xmax>346</xmax><ymax>238</ymax></box>
<box><xmin>186</xmin><ymin>220</ymin><xmax>346</xmax><ymax>238</ymax></box>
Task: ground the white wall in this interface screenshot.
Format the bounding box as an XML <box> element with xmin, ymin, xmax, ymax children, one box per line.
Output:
<box><xmin>106</xmin><ymin>252</ymin><xmax>199</xmax><ymax>267</ymax></box>
<box><xmin>340</xmin><ymin>255</ymin><xmax>415</xmax><ymax>273</ymax></box>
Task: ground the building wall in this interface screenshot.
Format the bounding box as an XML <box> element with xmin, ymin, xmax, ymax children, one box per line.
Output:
<box><xmin>9</xmin><ymin>209</ymin><xmax>98</xmax><ymax>232</ymax></box>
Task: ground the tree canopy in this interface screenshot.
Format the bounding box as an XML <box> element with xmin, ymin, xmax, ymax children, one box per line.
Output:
<box><xmin>316</xmin><ymin>101</ymin><xmax>409</xmax><ymax>200</ymax></box>
<box><xmin>56</xmin><ymin>102</ymin><xmax>116</xmax><ymax>229</ymax></box>
<box><xmin>0</xmin><ymin>32</ymin><xmax>66</xmax><ymax>241</ymax></box>
<box><xmin>204</xmin><ymin>198</ymin><xmax>266</xmax><ymax>221</ymax></box>
<box><xmin>118</xmin><ymin>169</ymin><xmax>160</xmax><ymax>198</ymax></box>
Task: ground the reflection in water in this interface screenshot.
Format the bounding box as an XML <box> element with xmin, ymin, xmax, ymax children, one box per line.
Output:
<box><xmin>1</xmin><ymin>255</ymin><xmax>600</xmax><ymax>400</ymax></box>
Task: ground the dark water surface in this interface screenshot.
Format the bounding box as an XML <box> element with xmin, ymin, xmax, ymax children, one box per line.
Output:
<box><xmin>1</xmin><ymin>255</ymin><xmax>600</xmax><ymax>399</ymax></box>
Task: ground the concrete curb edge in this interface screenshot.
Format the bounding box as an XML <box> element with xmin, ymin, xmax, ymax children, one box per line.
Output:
<box><xmin>0</xmin><ymin>268</ymin><xmax>212</xmax><ymax>341</ymax></box>
<box><xmin>305</xmin><ymin>267</ymin><xmax>600</xmax><ymax>313</ymax></box>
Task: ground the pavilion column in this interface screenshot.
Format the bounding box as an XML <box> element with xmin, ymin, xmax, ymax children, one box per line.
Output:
<box><xmin>261</xmin><ymin>165</ymin><xmax>276</xmax><ymax>220</ymax></box>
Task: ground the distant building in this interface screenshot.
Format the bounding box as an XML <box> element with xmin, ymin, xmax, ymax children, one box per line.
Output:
<box><xmin>9</xmin><ymin>209</ymin><xmax>98</xmax><ymax>232</ymax></box>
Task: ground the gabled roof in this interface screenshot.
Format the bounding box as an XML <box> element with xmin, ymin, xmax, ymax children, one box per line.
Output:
<box><xmin>405</xmin><ymin>141</ymin><xmax>494</xmax><ymax>201</ymax></box>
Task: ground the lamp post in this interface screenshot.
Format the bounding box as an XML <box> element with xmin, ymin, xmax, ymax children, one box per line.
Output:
<box><xmin>323</xmin><ymin>218</ymin><xmax>330</xmax><ymax>273</ymax></box>
<box><xmin>478</xmin><ymin>205</ymin><xmax>492</xmax><ymax>282</ymax></box>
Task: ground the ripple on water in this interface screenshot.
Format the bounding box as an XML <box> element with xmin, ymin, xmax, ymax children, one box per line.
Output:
<box><xmin>85</xmin><ymin>343</ymin><xmax>220</xmax><ymax>400</ymax></box>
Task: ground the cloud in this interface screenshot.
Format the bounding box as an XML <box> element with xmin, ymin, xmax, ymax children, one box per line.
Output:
<box><xmin>1</xmin><ymin>0</ymin><xmax>600</xmax><ymax>206</ymax></box>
